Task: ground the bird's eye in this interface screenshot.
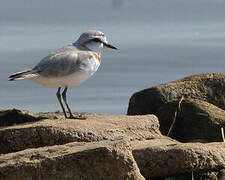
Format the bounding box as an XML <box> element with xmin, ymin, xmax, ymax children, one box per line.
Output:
<box><xmin>92</xmin><ymin>38</ymin><xmax>101</xmax><ymax>43</ymax></box>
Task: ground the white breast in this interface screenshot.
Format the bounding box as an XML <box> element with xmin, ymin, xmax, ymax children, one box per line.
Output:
<box><xmin>31</xmin><ymin>54</ymin><xmax>101</xmax><ymax>88</ymax></box>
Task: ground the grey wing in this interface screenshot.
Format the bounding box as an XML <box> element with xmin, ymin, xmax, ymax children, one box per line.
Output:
<box><xmin>33</xmin><ymin>50</ymin><xmax>92</xmax><ymax>77</ymax></box>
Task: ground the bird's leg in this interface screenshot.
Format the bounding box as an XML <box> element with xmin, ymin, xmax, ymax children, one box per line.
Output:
<box><xmin>56</xmin><ymin>87</ymin><xmax>68</xmax><ymax>118</ymax></box>
<box><xmin>62</xmin><ymin>87</ymin><xmax>87</xmax><ymax>119</ymax></box>
<box><xmin>62</xmin><ymin>87</ymin><xmax>73</xmax><ymax>117</ymax></box>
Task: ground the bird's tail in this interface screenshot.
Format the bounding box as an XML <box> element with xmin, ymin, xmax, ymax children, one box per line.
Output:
<box><xmin>8</xmin><ymin>68</ymin><xmax>38</xmax><ymax>81</ymax></box>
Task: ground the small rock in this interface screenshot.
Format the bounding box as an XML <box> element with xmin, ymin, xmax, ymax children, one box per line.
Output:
<box><xmin>218</xmin><ymin>169</ymin><xmax>225</xmax><ymax>180</ymax></box>
<box><xmin>0</xmin><ymin>109</ymin><xmax>46</xmax><ymax>126</ymax></box>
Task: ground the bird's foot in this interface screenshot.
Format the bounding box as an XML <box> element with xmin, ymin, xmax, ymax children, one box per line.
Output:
<box><xmin>67</xmin><ymin>114</ymin><xmax>87</xmax><ymax>120</ymax></box>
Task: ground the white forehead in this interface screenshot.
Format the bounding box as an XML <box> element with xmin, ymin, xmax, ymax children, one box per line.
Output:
<box><xmin>86</xmin><ymin>30</ymin><xmax>105</xmax><ymax>37</ymax></box>
<box><xmin>77</xmin><ymin>30</ymin><xmax>107</xmax><ymax>44</ymax></box>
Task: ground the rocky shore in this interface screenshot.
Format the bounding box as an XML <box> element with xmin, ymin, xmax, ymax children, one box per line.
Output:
<box><xmin>0</xmin><ymin>73</ymin><xmax>225</xmax><ymax>180</ymax></box>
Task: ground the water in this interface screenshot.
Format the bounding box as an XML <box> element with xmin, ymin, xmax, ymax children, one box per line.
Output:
<box><xmin>1</xmin><ymin>0</ymin><xmax>225</xmax><ymax>114</ymax></box>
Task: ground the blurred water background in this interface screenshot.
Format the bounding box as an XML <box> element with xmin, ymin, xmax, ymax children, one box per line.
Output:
<box><xmin>1</xmin><ymin>0</ymin><xmax>225</xmax><ymax>114</ymax></box>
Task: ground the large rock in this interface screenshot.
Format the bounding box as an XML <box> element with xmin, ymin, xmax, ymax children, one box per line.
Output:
<box><xmin>156</xmin><ymin>98</ymin><xmax>225</xmax><ymax>142</ymax></box>
<box><xmin>0</xmin><ymin>140</ymin><xmax>145</xmax><ymax>180</ymax></box>
<box><xmin>0</xmin><ymin>110</ymin><xmax>161</xmax><ymax>154</ymax></box>
<box><xmin>1</xmin><ymin>107</ymin><xmax>225</xmax><ymax>179</ymax></box>
<box><xmin>132</xmin><ymin>139</ymin><xmax>225</xmax><ymax>178</ymax></box>
<box><xmin>1</xmin><ymin>136</ymin><xmax>225</xmax><ymax>180</ymax></box>
<box><xmin>127</xmin><ymin>73</ymin><xmax>225</xmax><ymax>115</ymax></box>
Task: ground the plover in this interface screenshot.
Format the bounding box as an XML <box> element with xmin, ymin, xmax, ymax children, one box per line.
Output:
<box><xmin>9</xmin><ymin>30</ymin><xmax>117</xmax><ymax>119</ymax></box>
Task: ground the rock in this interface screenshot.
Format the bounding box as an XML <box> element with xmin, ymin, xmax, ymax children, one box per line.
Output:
<box><xmin>218</xmin><ymin>169</ymin><xmax>225</xmax><ymax>180</ymax></box>
<box><xmin>158</xmin><ymin>172</ymin><xmax>218</xmax><ymax>180</ymax></box>
<box><xmin>127</xmin><ymin>73</ymin><xmax>225</xmax><ymax>115</ymax></box>
<box><xmin>0</xmin><ymin>110</ymin><xmax>161</xmax><ymax>154</ymax></box>
<box><xmin>194</xmin><ymin>171</ymin><xmax>218</xmax><ymax>180</ymax></box>
<box><xmin>156</xmin><ymin>98</ymin><xmax>225</xmax><ymax>142</ymax></box>
<box><xmin>0</xmin><ymin>109</ymin><xmax>47</xmax><ymax>126</ymax></box>
<box><xmin>2</xmin><ymin>106</ymin><xmax>225</xmax><ymax>179</ymax></box>
<box><xmin>0</xmin><ymin>140</ymin><xmax>145</xmax><ymax>180</ymax></box>
<box><xmin>132</xmin><ymin>139</ymin><xmax>225</xmax><ymax>178</ymax></box>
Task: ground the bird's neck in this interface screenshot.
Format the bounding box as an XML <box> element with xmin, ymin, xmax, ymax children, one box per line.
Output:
<box><xmin>86</xmin><ymin>43</ymin><xmax>102</xmax><ymax>57</ymax></box>
<box><xmin>93</xmin><ymin>51</ymin><xmax>101</xmax><ymax>58</ymax></box>
<box><xmin>73</xmin><ymin>41</ymin><xmax>102</xmax><ymax>57</ymax></box>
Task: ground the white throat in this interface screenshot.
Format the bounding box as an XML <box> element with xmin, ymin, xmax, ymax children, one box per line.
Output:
<box><xmin>86</xmin><ymin>42</ymin><xmax>103</xmax><ymax>57</ymax></box>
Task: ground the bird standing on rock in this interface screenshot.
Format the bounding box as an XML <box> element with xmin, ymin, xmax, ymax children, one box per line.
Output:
<box><xmin>9</xmin><ymin>30</ymin><xmax>117</xmax><ymax>119</ymax></box>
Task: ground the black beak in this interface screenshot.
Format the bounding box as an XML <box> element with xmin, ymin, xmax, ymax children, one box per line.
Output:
<box><xmin>91</xmin><ymin>38</ymin><xmax>117</xmax><ymax>50</ymax></box>
<box><xmin>103</xmin><ymin>43</ymin><xmax>117</xmax><ymax>50</ymax></box>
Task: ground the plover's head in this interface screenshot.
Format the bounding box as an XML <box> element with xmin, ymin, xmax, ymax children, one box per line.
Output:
<box><xmin>76</xmin><ymin>30</ymin><xmax>117</xmax><ymax>52</ymax></box>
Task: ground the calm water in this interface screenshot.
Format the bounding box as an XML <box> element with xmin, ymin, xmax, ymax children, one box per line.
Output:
<box><xmin>1</xmin><ymin>0</ymin><xmax>225</xmax><ymax>114</ymax></box>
